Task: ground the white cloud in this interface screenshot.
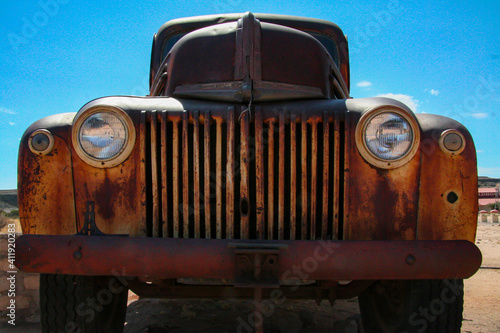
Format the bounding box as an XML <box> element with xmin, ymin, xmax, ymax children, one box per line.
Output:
<box><xmin>477</xmin><ymin>150</ymin><xmax>484</xmax><ymax>153</ymax></box>
<box><xmin>9</xmin><ymin>122</ymin><xmax>15</xmax><ymax>126</ymax></box>
<box><xmin>0</xmin><ymin>107</ymin><xmax>16</xmax><ymax>115</ymax></box>
<box><xmin>376</xmin><ymin>93</ymin><xmax>420</xmax><ymax>112</ymax></box>
<box><xmin>357</xmin><ymin>81</ymin><xmax>372</xmax><ymax>87</ymax></box>
<box><xmin>429</xmin><ymin>89</ymin><xmax>440</xmax><ymax>96</ymax></box>
<box><xmin>471</xmin><ymin>113</ymin><xmax>489</xmax><ymax>119</ymax></box>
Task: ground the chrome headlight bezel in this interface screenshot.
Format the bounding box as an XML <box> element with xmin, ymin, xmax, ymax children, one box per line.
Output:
<box><xmin>355</xmin><ymin>108</ymin><xmax>420</xmax><ymax>169</ymax></box>
<box><xmin>72</xmin><ymin>106</ymin><xmax>136</xmax><ymax>168</ymax></box>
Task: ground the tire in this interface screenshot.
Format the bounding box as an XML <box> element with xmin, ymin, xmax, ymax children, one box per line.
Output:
<box><xmin>40</xmin><ymin>274</ymin><xmax>128</xmax><ymax>333</ymax></box>
<box><xmin>358</xmin><ymin>279</ymin><xmax>464</xmax><ymax>333</ymax></box>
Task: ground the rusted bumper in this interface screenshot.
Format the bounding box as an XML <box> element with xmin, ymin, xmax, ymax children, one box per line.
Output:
<box><xmin>15</xmin><ymin>235</ymin><xmax>481</xmax><ymax>280</ymax></box>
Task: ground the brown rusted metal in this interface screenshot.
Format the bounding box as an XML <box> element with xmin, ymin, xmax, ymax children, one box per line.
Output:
<box><xmin>278</xmin><ymin>111</ymin><xmax>285</xmax><ymax>240</ymax></box>
<box><xmin>310</xmin><ymin>120</ymin><xmax>318</xmax><ymax>240</ymax></box>
<box><xmin>267</xmin><ymin>118</ymin><xmax>275</xmax><ymax>239</ymax></box>
<box><xmin>182</xmin><ymin>111</ymin><xmax>190</xmax><ymax>238</ymax></box>
<box><xmin>192</xmin><ymin>110</ymin><xmax>200</xmax><ymax>238</ymax></box>
<box><xmin>417</xmin><ymin>118</ymin><xmax>478</xmax><ymax>242</ymax></box>
<box><xmin>172</xmin><ymin>118</ymin><xmax>180</xmax><ymax>238</ymax></box>
<box><xmin>16</xmin><ymin>235</ymin><xmax>482</xmax><ymax>280</ymax></box>
<box><xmin>215</xmin><ymin>118</ymin><xmax>223</xmax><ymax>239</ymax></box>
<box><xmin>226</xmin><ymin>107</ymin><xmax>235</xmax><ymax>239</ymax></box>
<box><xmin>255</xmin><ymin>107</ymin><xmax>265</xmax><ymax>239</ymax></box>
<box><xmin>140</xmin><ymin>111</ymin><xmax>148</xmax><ymax>236</ymax></box>
<box><xmin>160</xmin><ymin>111</ymin><xmax>169</xmax><ymax>238</ymax></box>
<box><xmin>240</xmin><ymin>108</ymin><xmax>250</xmax><ymax>239</ymax></box>
<box><xmin>150</xmin><ymin>111</ymin><xmax>160</xmax><ymax>237</ymax></box>
<box><xmin>301</xmin><ymin>114</ymin><xmax>308</xmax><ymax>240</ymax></box>
<box><xmin>290</xmin><ymin>113</ymin><xmax>297</xmax><ymax>240</ymax></box>
<box><xmin>204</xmin><ymin>111</ymin><xmax>211</xmax><ymax>239</ymax></box>
<box><xmin>321</xmin><ymin>112</ymin><xmax>330</xmax><ymax>240</ymax></box>
<box><xmin>333</xmin><ymin>112</ymin><xmax>341</xmax><ymax>240</ymax></box>
<box><xmin>345</xmin><ymin>109</ymin><xmax>420</xmax><ymax>241</ymax></box>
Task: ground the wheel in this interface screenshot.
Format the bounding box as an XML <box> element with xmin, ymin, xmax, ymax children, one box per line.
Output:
<box><xmin>358</xmin><ymin>279</ymin><xmax>464</xmax><ymax>333</ymax></box>
<box><xmin>40</xmin><ymin>274</ymin><xmax>129</xmax><ymax>333</ymax></box>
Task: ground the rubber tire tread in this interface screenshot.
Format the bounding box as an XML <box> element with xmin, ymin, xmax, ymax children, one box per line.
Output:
<box><xmin>40</xmin><ymin>274</ymin><xmax>128</xmax><ymax>333</ymax></box>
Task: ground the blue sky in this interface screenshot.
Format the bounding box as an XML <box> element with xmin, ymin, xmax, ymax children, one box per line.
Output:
<box><xmin>0</xmin><ymin>0</ymin><xmax>499</xmax><ymax>189</ymax></box>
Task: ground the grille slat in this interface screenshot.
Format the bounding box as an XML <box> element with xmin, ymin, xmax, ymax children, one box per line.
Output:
<box><xmin>267</xmin><ymin>118</ymin><xmax>275</xmax><ymax>240</ymax></box>
<box><xmin>290</xmin><ymin>113</ymin><xmax>297</xmax><ymax>240</ymax></box>
<box><xmin>172</xmin><ymin>119</ymin><xmax>180</xmax><ymax>238</ymax></box>
<box><xmin>215</xmin><ymin>119</ymin><xmax>223</xmax><ymax>239</ymax></box>
<box><xmin>310</xmin><ymin>120</ymin><xmax>318</xmax><ymax>240</ymax></box>
<box><xmin>226</xmin><ymin>107</ymin><xmax>235</xmax><ymax>239</ymax></box>
<box><xmin>193</xmin><ymin>111</ymin><xmax>201</xmax><ymax>239</ymax></box>
<box><xmin>278</xmin><ymin>112</ymin><xmax>285</xmax><ymax>240</ymax></box>
<box><xmin>240</xmin><ymin>109</ymin><xmax>250</xmax><ymax>239</ymax></box>
<box><xmin>301</xmin><ymin>114</ymin><xmax>308</xmax><ymax>240</ymax></box>
<box><xmin>203</xmin><ymin>112</ymin><xmax>211</xmax><ymax>239</ymax></box>
<box><xmin>182</xmin><ymin>112</ymin><xmax>190</xmax><ymax>238</ymax></box>
<box><xmin>255</xmin><ymin>108</ymin><xmax>265</xmax><ymax>239</ymax></box>
<box><xmin>142</xmin><ymin>108</ymin><xmax>342</xmax><ymax>241</ymax></box>
<box><xmin>161</xmin><ymin>111</ymin><xmax>169</xmax><ymax>238</ymax></box>
<box><xmin>151</xmin><ymin>110</ymin><xmax>160</xmax><ymax>237</ymax></box>
<box><xmin>321</xmin><ymin>112</ymin><xmax>330</xmax><ymax>240</ymax></box>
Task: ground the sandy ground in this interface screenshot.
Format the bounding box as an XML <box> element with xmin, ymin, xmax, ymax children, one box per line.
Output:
<box><xmin>2</xmin><ymin>223</ymin><xmax>499</xmax><ymax>332</ymax></box>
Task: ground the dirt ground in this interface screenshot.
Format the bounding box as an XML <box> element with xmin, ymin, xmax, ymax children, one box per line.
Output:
<box><xmin>2</xmin><ymin>223</ymin><xmax>499</xmax><ymax>332</ymax></box>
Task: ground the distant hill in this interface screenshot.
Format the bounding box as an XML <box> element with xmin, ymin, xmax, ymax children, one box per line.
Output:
<box><xmin>478</xmin><ymin>177</ymin><xmax>500</xmax><ymax>188</ymax></box>
<box><xmin>0</xmin><ymin>189</ymin><xmax>18</xmax><ymax>212</ymax></box>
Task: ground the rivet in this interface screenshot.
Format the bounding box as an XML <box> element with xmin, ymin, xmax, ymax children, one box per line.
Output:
<box><xmin>406</xmin><ymin>254</ymin><xmax>416</xmax><ymax>265</ymax></box>
<box><xmin>73</xmin><ymin>250</ymin><xmax>83</xmax><ymax>261</ymax></box>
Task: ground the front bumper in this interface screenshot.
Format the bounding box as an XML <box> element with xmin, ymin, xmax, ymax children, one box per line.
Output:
<box><xmin>15</xmin><ymin>235</ymin><xmax>481</xmax><ymax>281</ymax></box>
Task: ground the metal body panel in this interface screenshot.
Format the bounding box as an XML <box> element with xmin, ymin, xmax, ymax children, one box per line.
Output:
<box><xmin>18</xmin><ymin>113</ymin><xmax>76</xmax><ymax>235</ymax></box>
<box><xmin>416</xmin><ymin>114</ymin><xmax>478</xmax><ymax>242</ymax></box>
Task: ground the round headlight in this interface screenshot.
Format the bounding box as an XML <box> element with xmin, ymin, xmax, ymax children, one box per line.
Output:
<box><xmin>356</xmin><ymin>108</ymin><xmax>420</xmax><ymax>169</ymax></box>
<box><xmin>28</xmin><ymin>129</ymin><xmax>55</xmax><ymax>155</ymax></box>
<box><xmin>73</xmin><ymin>106</ymin><xmax>135</xmax><ymax>168</ymax></box>
<box><xmin>364</xmin><ymin>113</ymin><xmax>413</xmax><ymax>160</ymax></box>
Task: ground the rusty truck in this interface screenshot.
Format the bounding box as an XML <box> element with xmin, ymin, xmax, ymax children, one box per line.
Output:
<box><xmin>16</xmin><ymin>12</ymin><xmax>481</xmax><ymax>333</ymax></box>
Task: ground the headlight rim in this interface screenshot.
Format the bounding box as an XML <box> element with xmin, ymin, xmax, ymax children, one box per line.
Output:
<box><xmin>72</xmin><ymin>105</ymin><xmax>136</xmax><ymax>168</ymax></box>
<box><xmin>355</xmin><ymin>107</ymin><xmax>420</xmax><ymax>169</ymax></box>
<box><xmin>28</xmin><ymin>129</ymin><xmax>55</xmax><ymax>156</ymax></box>
<box><xmin>438</xmin><ymin>129</ymin><xmax>466</xmax><ymax>156</ymax></box>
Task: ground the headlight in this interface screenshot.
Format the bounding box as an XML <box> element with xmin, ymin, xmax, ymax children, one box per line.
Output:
<box><xmin>72</xmin><ymin>106</ymin><xmax>136</xmax><ymax>168</ymax></box>
<box><xmin>356</xmin><ymin>108</ymin><xmax>420</xmax><ymax>169</ymax></box>
<box><xmin>28</xmin><ymin>129</ymin><xmax>55</xmax><ymax>155</ymax></box>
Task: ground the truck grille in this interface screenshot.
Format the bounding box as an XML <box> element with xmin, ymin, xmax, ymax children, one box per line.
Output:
<box><xmin>141</xmin><ymin>107</ymin><xmax>344</xmax><ymax>240</ymax></box>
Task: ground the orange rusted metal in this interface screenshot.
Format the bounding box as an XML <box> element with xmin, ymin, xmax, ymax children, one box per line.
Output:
<box><xmin>417</xmin><ymin>117</ymin><xmax>478</xmax><ymax>242</ymax></box>
<box><xmin>18</xmin><ymin>128</ymin><xmax>76</xmax><ymax>235</ymax></box>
